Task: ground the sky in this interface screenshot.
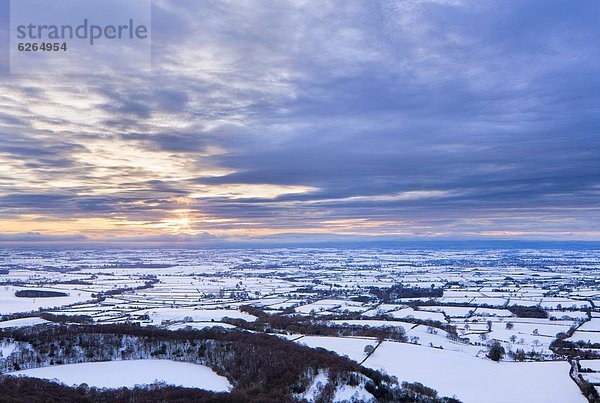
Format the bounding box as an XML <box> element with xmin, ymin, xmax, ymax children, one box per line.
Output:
<box><xmin>0</xmin><ymin>0</ymin><xmax>599</xmax><ymax>246</ymax></box>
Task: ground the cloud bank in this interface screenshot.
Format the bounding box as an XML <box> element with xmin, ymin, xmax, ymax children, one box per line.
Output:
<box><xmin>0</xmin><ymin>0</ymin><xmax>598</xmax><ymax>244</ymax></box>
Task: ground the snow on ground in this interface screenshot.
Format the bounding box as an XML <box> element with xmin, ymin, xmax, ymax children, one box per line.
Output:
<box><xmin>328</xmin><ymin>320</ymin><xmax>483</xmax><ymax>355</ymax></box>
<box><xmin>508</xmin><ymin>299</ymin><xmax>543</xmax><ymax>307</ymax></box>
<box><xmin>0</xmin><ymin>317</ymin><xmax>50</xmax><ymax>328</ymax></box>
<box><xmin>294</xmin><ymin>369</ymin><xmax>375</xmax><ymax>403</ymax></box>
<box><xmin>576</xmin><ymin>319</ymin><xmax>600</xmax><ymax>332</ymax></box>
<box><xmin>167</xmin><ymin>321</ymin><xmax>237</xmax><ymax>331</ymax></box>
<box><xmin>470</xmin><ymin>297</ymin><xmax>509</xmax><ymax>306</ymax></box>
<box><xmin>548</xmin><ymin>311</ymin><xmax>589</xmax><ymax>321</ymax></box>
<box><xmin>329</xmin><ymin>319</ymin><xmax>410</xmax><ymax>329</ymax></box>
<box><xmin>362</xmin><ymin>304</ymin><xmax>407</xmax><ymax>317</ymax></box>
<box><xmin>479</xmin><ymin>319</ymin><xmax>573</xmax><ymax>352</ymax></box>
<box><xmin>580</xmin><ymin>360</ymin><xmax>600</xmax><ymax>371</ymax></box>
<box><xmin>539</xmin><ymin>298</ymin><xmax>592</xmax><ymax>310</ymax></box>
<box><xmin>470</xmin><ymin>308</ymin><xmax>514</xmax><ymax>317</ymax></box>
<box><xmin>581</xmin><ymin>372</ymin><xmax>600</xmax><ymax>384</ymax></box>
<box><xmin>0</xmin><ymin>286</ymin><xmax>94</xmax><ymax>315</ymax></box>
<box><xmin>403</xmin><ymin>325</ymin><xmax>483</xmax><ymax>355</ymax></box>
<box><xmin>139</xmin><ymin>307</ymin><xmax>256</xmax><ymax>324</ymax></box>
<box><xmin>333</xmin><ymin>383</ymin><xmax>374</xmax><ymax>402</ymax></box>
<box><xmin>0</xmin><ymin>341</ymin><xmax>17</xmax><ymax>357</ymax></box>
<box><xmin>333</xmin><ymin>374</ymin><xmax>375</xmax><ymax>402</ymax></box>
<box><xmin>568</xmin><ymin>331</ymin><xmax>600</xmax><ymax>345</ymax></box>
<box><xmin>387</xmin><ymin>307</ymin><xmax>446</xmax><ymax>322</ymax></box>
<box><xmin>420</xmin><ymin>306</ymin><xmax>514</xmax><ymax>318</ymax></box>
<box><xmin>419</xmin><ymin>306</ymin><xmax>476</xmax><ymax>317</ymax></box>
<box><xmin>363</xmin><ymin>341</ymin><xmax>583</xmax><ymax>403</ymax></box>
<box><xmin>297</xmin><ymin>336</ymin><xmax>374</xmax><ymax>362</ymax></box>
<box><xmin>295</xmin><ymin>299</ymin><xmax>369</xmax><ymax>314</ymax></box>
<box><xmin>8</xmin><ymin>359</ymin><xmax>232</xmax><ymax>391</ymax></box>
<box><xmin>296</xmin><ymin>370</ymin><xmax>329</xmax><ymax>401</ymax></box>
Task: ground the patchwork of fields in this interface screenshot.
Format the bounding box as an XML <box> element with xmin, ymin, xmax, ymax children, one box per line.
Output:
<box><xmin>0</xmin><ymin>247</ymin><xmax>598</xmax><ymax>402</ymax></box>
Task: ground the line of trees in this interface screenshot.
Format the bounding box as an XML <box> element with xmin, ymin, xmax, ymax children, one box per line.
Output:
<box><xmin>14</xmin><ymin>290</ymin><xmax>69</xmax><ymax>298</ymax></box>
<box><xmin>507</xmin><ymin>306</ymin><xmax>548</xmax><ymax>319</ymax></box>
<box><xmin>369</xmin><ymin>284</ymin><xmax>443</xmax><ymax>302</ymax></box>
<box><xmin>230</xmin><ymin>306</ymin><xmax>408</xmax><ymax>341</ymax></box>
<box><xmin>0</xmin><ymin>324</ymin><xmax>458</xmax><ymax>402</ymax></box>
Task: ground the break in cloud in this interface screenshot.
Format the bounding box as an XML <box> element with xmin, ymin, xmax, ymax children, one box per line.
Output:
<box><xmin>0</xmin><ymin>0</ymin><xmax>599</xmax><ymax>245</ymax></box>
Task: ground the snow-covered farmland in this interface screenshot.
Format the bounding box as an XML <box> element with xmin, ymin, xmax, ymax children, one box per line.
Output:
<box><xmin>0</xmin><ymin>317</ymin><xmax>50</xmax><ymax>329</ymax></box>
<box><xmin>298</xmin><ymin>335</ymin><xmax>374</xmax><ymax>362</ymax></box>
<box><xmin>0</xmin><ymin>247</ymin><xmax>599</xmax><ymax>401</ymax></box>
<box><xmin>364</xmin><ymin>341</ymin><xmax>583</xmax><ymax>403</ymax></box>
<box><xmin>140</xmin><ymin>307</ymin><xmax>256</xmax><ymax>325</ymax></box>
<box><xmin>0</xmin><ymin>286</ymin><xmax>94</xmax><ymax>315</ymax></box>
<box><xmin>8</xmin><ymin>360</ymin><xmax>232</xmax><ymax>391</ymax></box>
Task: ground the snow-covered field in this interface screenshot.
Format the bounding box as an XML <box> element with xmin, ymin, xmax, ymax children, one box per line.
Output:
<box><xmin>140</xmin><ymin>307</ymin><xmax>256</xmax><ymax>324</ymax></box>
<box><xmin>0</xmin><ymin>317</ymin><xmax>50</xmax><ymax>328</ymax></box>
<box><xmin>8</xmin><ymin>360</ymin><xmax>232</xmax><ymax>391</ymax></box>
<box><xmin>295</xmin><ymin>335</ymin><xmax>583</xmax><ymax>402</ymax></box>
<box><xmin>298</xmin><ymin>335</ymin><xmax>375</xmax><ymax>362</ymax></box>
<box><xmin>0</xmin><ymin>286</ymin><xmax>94</xmax><ymax>315</ymax></box>
<box><xmin>364</xmin><ymin>341</ymin><xmax>583</xmax><ymax>403</ymax></box>
<box><xmin>568</xmin><ymin>331</ymin><xmax>600</xmax><ymax>345</ymax></box>
<box><xmin>0</xmin><ymin>247</ymin><xmax>599</xmax><ymax>401</ymax></box>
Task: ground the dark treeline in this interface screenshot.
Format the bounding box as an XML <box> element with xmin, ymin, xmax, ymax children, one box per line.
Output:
<box><xmin>552</xmin><ymin>338</ymin><xmax>600</xmax><ymax>360</ymax></box>
<box><xmin>550</xmin><ymin>333</ymin><xmax>600</xmax><ymax>403</ymax></box>
<box><xmin>228</xmin><ymin>306</ymin><xmax>459</xmax><ymax>339</ymax></box>
<box><xmin>230</xmin><ymin>306</ymin><xmax>408</xmax><ymax>341</ymax></box>
<box><xmin>369</xmin><ymin>285</ymin><xmax>444</xmax><ymax>302</ymax></box>
<box><xmin>572</xmin><ymin>360</ymin><xmax>600</xmax><ymax>403</ymax></box>
<box><xmin>0</xmin><ymin>324</ymin><xmax>458</xmax><ymax>402</ymax></box>
<box><xmin>40</xmin><ymin>312</ymin><xmax>93</xmax><ymax>324</ymax></box>
<box><xmin>507</xmin><ymin>306</ymin><xmax>548</xmax><ymax>319</ymax></box>
<box><xmin>14</xmin><ymin>290</ymin><xmax>69</xmax><ymax>298</ymax></box>
<box><xmin>0</xmin><ymin>377</ymin><xmax>238</xmax><ymax>403</ymax></box>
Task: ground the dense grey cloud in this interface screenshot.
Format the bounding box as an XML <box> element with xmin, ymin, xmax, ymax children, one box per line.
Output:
<box><xmin>0</xmin><ymin>0</ymin><xmax>598</xmax><ymax>243</ymax></box>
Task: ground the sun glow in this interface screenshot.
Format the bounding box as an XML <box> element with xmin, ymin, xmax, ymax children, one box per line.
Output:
<box><xmin>155</xmin><ymin>209</ymin><xmax>194</xmax><ymax>233</ymax></box>
<box><xmin>158</xmin><ymin>217</ymin><xmax>191</xmax><ymax>233</ymax></box>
